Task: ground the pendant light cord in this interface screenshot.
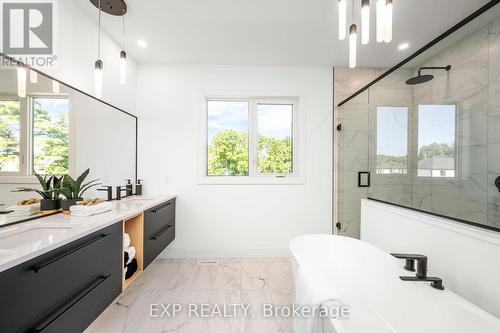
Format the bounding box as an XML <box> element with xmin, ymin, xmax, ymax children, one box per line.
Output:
<box><xmin>97</xmin><ymin>0</ymin><xmax>101</xmax><ymax>59</ymax></box>
<box><xmin>122</xmin><ymin>13</ymin><xmax>125</xmax><ymax>50</ymax></box>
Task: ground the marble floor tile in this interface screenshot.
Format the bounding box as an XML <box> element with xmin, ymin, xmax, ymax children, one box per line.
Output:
<box><xmin>88</xmin><ymin>257</ymin><xmax>293</xmax><ymax>333</ymax></box>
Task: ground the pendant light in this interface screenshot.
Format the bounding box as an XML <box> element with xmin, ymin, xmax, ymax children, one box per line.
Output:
<box><xmin>17</xmin><ymin>63</ymin><xmax>26</xmax><ymax>98</ymax></box>
<box><xmin>338</xmin><ymin>0</ymin><xmax>347</xmax><ymax>40</ymax></box>
<box><xmin>349</xmin><ymin>24</ymin><xmax>357</xmax><ymax>68</ymax></box>
<box><xmin>384</xmin><ymin>0</ymin><xmax>393</xmax><ymax>43</ymax></box>
<box><xmin>376</xmin><ymin>0</ymin><xmax>385</xmax><ymax>43</ymax></box>
<box><xmin>361</xmin><ymin>0</ymin><xmax>370</xmax><ymax>45</ymax></box>
<box><xmin>52</xmin><ymin>80</ymin><xmax>60</xmax><ymax>93</ymax></box>
<box><xmin>120</xmin><ymin>12</ymin><xmax>127</xmax><ymax>85</ymax></box>
<box><xmin>94</xmin><ymin>0</ymin><xmax>103</xmax><ymax>98</ymax></box>
<box><xmin>30</xmin><ymin>70</ymin><xmax>38</xmax><ymax>83</ymax></box>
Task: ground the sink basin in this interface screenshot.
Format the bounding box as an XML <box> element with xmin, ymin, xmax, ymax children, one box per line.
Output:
<box><xmin>0</xmin><ymin>226</ymin><xmax>73</xmax><ymax>250</ymax></box>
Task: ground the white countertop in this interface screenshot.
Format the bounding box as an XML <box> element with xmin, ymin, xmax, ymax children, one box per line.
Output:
<box><xmin>0</xmin><ymin>195</ymin><xmax>176</xmax><ymax>272</ymax></box>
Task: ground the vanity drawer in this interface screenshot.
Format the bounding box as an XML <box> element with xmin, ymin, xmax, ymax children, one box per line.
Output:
<box><xmin>0</xmin><ymin>221</ymin><xmax>122</xmax><ymax>333</ymax></box>
<box><xmin>143</xmin><ymin>199</ymin><xmax>176</xmax><ymax>268</ymax></box>
<box><xmin>24</xmin><ymin>269</ymin><xmax>121</xmax><ymax>333</ymax></box>
<box><xmin>144</xmin><ymin>199</ymin><xmax>175</xmax><ymax>233</ymax></box>
<box><xmin>144</xmin><ymin>221</ymin><xmax>175</xmax><ymax>268</ymax></box>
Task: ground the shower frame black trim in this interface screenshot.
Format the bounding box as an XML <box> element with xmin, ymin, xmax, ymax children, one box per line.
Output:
<box><xmin>367</xmin><ymin>197</ymin><xmax>500</xmax><ymax>233</ymax></box>
<box><xmin>337</xmin><ymin>0</ymin><xmax>500</xmax><ymax>107</ymax></box>
<box><xmin>0</xmin><ymin>51</ymin><xmax>139</xmax><ymax>183</ymax></box>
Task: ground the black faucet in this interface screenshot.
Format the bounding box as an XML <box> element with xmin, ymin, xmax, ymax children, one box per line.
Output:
<box><xmin>391</xmin><ymin>253</ymin><xmax>445</xmax><ymax>290</ymax></box>
<box><xmin>97</xmin><ymin>186</ymin><xmax>113</xmax><ymax>201</ymax></box>
<box><xmin>116</xmin><ymin>186</ymin><xmax>129</xmax><ymax>200</ymax></box>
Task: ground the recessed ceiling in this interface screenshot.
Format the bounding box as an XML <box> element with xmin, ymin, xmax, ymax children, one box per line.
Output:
<box><xmin>77</xmin><ymin>0</ymin><xmax>491</xmax><ymax>67</ymax></box>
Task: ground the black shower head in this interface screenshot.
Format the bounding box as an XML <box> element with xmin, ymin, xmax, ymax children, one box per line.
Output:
<box><xmin>406</xmin><ymin>74</ymin><xmax>434</xmax><ymax>85</ymax></box>
<box><xmin>406</xmin><ymin>65</ymin><xmax>451</xmax><ymax>86</ymax></box>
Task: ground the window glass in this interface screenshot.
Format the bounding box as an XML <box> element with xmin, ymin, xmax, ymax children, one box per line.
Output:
<box><xmin>32</xmin><ymin>98</ymin><xmax>69</xmax><ymax>174</ymax></box>
<box><xmin>0</xmin><ymin>100</ymin><xmax>21</xmax><ymax>172</ymax></box>
<box><xmin>418</xmin><ymin>105</ymin><xmax>456</xmax><ymax>178</ymax></box>
<box><xmin>257</xmin><ymin>104</ymin><xmax>293</xmax><ymax>174</ymax></box>
<box><xmin>376</xmin><ymin>107</ymin><xmax>408</xmax><ymax>175</ymax></box>
<box><xmin>207</xmin><ymin>101</ymin><xmax>249</xmax><ymax>176</ymax></box>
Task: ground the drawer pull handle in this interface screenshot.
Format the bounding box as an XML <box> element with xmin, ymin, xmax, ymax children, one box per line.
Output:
<box><xmin>151</xmin><ymin>224</ymin><xmax>172</xmax><ymax>240</ymax></box>
<box><xmin>151</xmin><ymin>202</ymin><xmax>172</xmax><ymax>214</ymax></box>
<box><xmin>33</xmin><ymin>274</ymin><xmax>111</xmax><ymax>332</ymax></box>
<box><xmin>32</xmin><ymin>233</ymin><xmax>111</xmax><ymax>273</ymax></box>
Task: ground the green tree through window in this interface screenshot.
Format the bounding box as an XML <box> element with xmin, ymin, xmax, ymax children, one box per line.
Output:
<box><xmin>32</xmin><ymin>98</ymin><xmax>69</xmax><ymax>175</ymax></box>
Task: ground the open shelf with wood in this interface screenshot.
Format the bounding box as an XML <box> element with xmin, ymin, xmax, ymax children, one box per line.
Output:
<box><xmin>122</xmin><ymin>213</ymin><xmax>144</xmax><ymax>290</ymax></box>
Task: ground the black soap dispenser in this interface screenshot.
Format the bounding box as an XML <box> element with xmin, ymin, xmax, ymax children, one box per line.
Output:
<box><xmin>135</xmin><ymin>179</ymin><xmax>143</xmax><ymax>196</ymax></box>
<box><xmin>125</xmin><ymin>179</ymin><xmax>133</xmax><ymax>196</ymax></box>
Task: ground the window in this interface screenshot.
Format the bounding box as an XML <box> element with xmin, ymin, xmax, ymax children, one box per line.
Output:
<box><xmin>207</xmin><ymin>100</ymin><xmax>249</xmax><ymax>176</ymax></box>
<box><xmin>417</xmin><ymin>105</ymin><xmax>456</xmax><ymax>178</ymax></box>
<box><xmin>32</xmin><ymin>98</ymin><xmax>70</xmax><ymax>174</ymax></box>
<box><xmin>257</xmin><ymin>104</ymin><xmax>293</xmax><ymax>174</ymax></box>
<box><xmin>375</xmin><ymin>107</ymin><xmax>408</xmax><ymax>175</ymax></box>
<box><xmin>205</xmin><ymin>98</ymin><xmax>298</xmax><ymax>180</ymax></box>
<box><xmin>0</xmin><ymin>100</ymin><xmax>21</xmax><ymax>172</ymax></box>
<box><xmin>0</xmin><ymin>96</ymin><xmax>69</xmax><ymax>176</ymax></box>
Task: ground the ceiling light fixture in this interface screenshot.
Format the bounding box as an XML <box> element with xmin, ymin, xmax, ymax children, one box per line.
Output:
<box><xmin>52</xmin><ymin>80</ymin><xmax>60</xmax><ymax>93</ymax></box>
<box><xmin>398</xmin><ymin>42</ymin><xmax>409</xmax><ymax>50</ymax></box>
<box><xmin>376</xmin><ymin>0</ymin><xmax>385</xmax><ymax>43</ymax></box>
<box><xmin>349</xmin><ymin>24</ymin><xmax>357</xmax><ymax>68</ymax></box>
<box><xmin>384</xmin><ymin>0</ymin><xmax>393</xmax><ymax>43</ymax></box>
<box><xmin>17</xmin><ymin>63</ymin><xmax>26</xmax><ymax>98</ymax></box>
<box><xmin>30</xmin><ymin>70</ymin><xmax>38</xmax><ymax>84</ymax></box>
<box><xmin>338</xmin><ymin>0</ymin><xmax>347</xmax><ymax>40</ymax></box>
<box><xmin>137</xmin><ymin>40</ymin><xmax>148</xmax><ymax>48</ymax></box>
<box><xmin>361</xmin><ymin>0</ymin><xmax>370</xmax><ymax>45</ymax></box>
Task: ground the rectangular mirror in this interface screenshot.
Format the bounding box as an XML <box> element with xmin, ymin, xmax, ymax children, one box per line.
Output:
<box><xmin>0</xmin><ymin>53</ymin><xmax>137</xmax><ymax>226</ymax></box>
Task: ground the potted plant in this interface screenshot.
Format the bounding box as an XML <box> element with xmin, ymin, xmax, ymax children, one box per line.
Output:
<box><xmin>13</xmin><ymin>172</ymin><xmax>62</xmax><ymax>214</ymax></box>
<box><xmin>59</xmin><ymin>169</ymin><xmax>100</xmax><ymax>214</ymax></box>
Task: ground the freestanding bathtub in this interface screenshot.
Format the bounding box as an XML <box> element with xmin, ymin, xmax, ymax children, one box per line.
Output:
<box><xmin>290</xmin><ymin>234</ymin><xmax>500</xmax><ymax>333</ymax></box>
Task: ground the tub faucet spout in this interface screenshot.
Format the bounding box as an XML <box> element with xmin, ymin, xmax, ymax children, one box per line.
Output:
<box><xmin>391</xmin><ymin>253</ymin><xmax>428</xmax><ymax>278</ymax></box>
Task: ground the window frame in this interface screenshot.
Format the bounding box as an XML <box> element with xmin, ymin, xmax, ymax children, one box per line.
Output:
<box><xmin>200</xmin><ymin>96</ymin><xmax>304</xmax><ymax>185</ymax></box>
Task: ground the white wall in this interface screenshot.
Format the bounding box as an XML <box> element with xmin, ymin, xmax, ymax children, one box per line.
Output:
<box><xmin>361</xmin><ymin>199</ymin><xmax>500</xmax><ymax>318</ymax></box>
<box><xmin>136</xmin><ymin>65</ymin><xmax>333</xmax><ymax>258</ymax></box>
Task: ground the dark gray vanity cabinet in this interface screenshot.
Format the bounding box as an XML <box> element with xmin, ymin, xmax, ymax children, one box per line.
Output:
<box><xmin>0</xmin><ymin>221</ymin><xmax>122</xmax><ymax>333</ymax></box>
<box><xmin>143</xmin><ymin>199</ymin><xmax>176</xmax><ymax>268</ymax></box>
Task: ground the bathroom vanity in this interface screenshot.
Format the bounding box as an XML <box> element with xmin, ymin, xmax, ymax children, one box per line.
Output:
<box><xmin>0</xmin><ymin>195</ymin><xmax>175</xmax><ymax>333</ymax></box>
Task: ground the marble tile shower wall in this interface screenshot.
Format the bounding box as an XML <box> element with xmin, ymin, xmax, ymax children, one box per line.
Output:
<box><xmin>335</xmin><ymin>17</ymin><xmax>500</xmax><ymax>238</ymax></box>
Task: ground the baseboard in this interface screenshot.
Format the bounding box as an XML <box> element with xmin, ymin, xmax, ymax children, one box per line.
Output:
<box><xmin>158</xmin><ymin>247</ymin><xmax>291</xmax><ymax>259</ymax></box>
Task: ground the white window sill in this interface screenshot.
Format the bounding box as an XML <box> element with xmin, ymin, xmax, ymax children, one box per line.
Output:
<box><xmin>198</xmin><ymin>176</ymin><xmax>306</xmax><ymax>185</ymax></box>
<box><xmin>0</xmin><ymin>176</ymin><xmax>38</xmax><ymax>184</ymax></box>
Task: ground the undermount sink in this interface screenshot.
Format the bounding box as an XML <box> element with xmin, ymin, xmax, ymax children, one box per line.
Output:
<box><xmin>0</xmin><ymin>226</ymin><xmax>73</xmax><ymax>250</ymax></box>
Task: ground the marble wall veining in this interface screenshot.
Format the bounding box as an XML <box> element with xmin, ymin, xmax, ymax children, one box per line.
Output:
<box><xmin>335</xmin><ymin>15</ymin><xmax>500</xmax><ymax>238</ymax></box>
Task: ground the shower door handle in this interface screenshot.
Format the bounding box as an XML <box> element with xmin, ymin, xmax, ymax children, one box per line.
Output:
<box><xmin>358</xmin><ymin>172</ymin><xmax>370</xmax><ymax>188</ymax></box>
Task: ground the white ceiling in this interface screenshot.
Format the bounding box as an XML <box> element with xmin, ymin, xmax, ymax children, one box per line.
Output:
<box><xmin>77</xmin><ymin>0</ymin><xmax>491</xmax><ymax>67</ymax></box>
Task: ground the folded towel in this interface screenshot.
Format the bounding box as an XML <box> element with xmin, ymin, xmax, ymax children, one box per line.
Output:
<box><xmin>70</xmin><ymin>202</ymin><xmax>113</xmax><ymax>212</ymax></box>
<box><xmin>123</xmin><ymin>233</ymin><xmax>131</xmax><ymax>248</ymax></box>
<box><xmin>124</xmin><ymin>252</ymin><xmax>129</xmax><ymax>267</ymax></box>
<box><xmin>124</xmin><ymin>246</ymin><xmax>136</xmax><ymax>265</ymax></box>
<box><xmin>7</xmin><ymin>210</ymin><xmax>39</xmax><ymax>217</ymax></box>
<box><xmin>70</xmin><ymin>206</ymin><xmax>111</xmax><ymax>217</ymax></box>
<box><xmin>7</xmin><ymin>203</ymin><xmax>40</xmax><ymax>212</ymax></box>
<box><xmin>125</xmin><ymin>258</ymin><xmax>138</xmax><ymax>279</ymax></box>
